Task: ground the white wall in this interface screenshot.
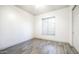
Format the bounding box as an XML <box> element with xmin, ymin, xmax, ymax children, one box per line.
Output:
<box><xmin>34</xmin><ymin>7</ymin><xmax>72</xmax><ymax>43</ymax></box>
<box><xmin>73</xmin><ymin>6</ymin><xmax>79</xmax><ymax>52</ymax></box>
<box><xmin>68</xmin><ymin>6</ymin><xmax>73</xmax><ymax>45</ymax></box>
<box><xmin>0</xmin><ymin>6</ymin><xmax>34</xmax><ymax>50</ymax></box>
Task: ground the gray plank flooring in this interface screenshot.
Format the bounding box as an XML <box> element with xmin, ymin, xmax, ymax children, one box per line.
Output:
<box><xmin>0</xmin><ymin>38</ymin><xmax>78</xmax><ymax>54</ymax></box>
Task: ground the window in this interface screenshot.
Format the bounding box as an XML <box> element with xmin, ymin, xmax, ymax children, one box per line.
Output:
<box><xmin>42</xmin><ymin>16</ymin><xmax>56</xmax><ymax>35</ymax></box>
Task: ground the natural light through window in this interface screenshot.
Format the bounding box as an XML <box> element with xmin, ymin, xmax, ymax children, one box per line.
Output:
<box><xmin>42</xmin><ymin>16</ymin><xmax>56</xmax><ymax>35</ymax></box>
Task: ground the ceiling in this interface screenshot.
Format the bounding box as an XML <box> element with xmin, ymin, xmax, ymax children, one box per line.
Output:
<box><xmin>16</xmin><ymin>5</ymin><xmax>69</xmax><ymax>15</ymax></box>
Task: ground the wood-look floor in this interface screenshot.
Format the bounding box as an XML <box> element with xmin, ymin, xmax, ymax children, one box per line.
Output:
<box><xmin>0</xmin><ymin>38</ymin><xmax>78</xmax><ymax>54</ymax></box>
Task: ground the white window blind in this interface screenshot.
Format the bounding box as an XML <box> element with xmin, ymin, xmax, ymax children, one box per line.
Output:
<box><xmin>42</xmin><ymin>16</ymin><xmax>56</xmax><ymax>35</ymax></box>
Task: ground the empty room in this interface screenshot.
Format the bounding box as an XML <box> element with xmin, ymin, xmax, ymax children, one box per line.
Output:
<box><xmin>0</xmin><ymin>5</ymin><xmax>79</xmax><ymax>54</ymax></box>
